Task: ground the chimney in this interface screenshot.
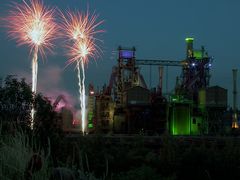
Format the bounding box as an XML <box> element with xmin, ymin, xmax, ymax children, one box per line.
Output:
<box><xmin>232</xmin><ymin>69</ymin><xmax>239</xmax><ymax>128</ymax></box>
<box><xmin>185</xmin><ymin>37</ymin><xmax>194</xmax><ymax>58</ymax></box>
<box><xmin>158</xmin><ymin>66</ymin><xmax>164</xmax><ymax>94</ymax></box>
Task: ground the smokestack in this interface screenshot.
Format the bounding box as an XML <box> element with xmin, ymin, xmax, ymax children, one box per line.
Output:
<box><xmin>232</xmin><ymin>69</ymin><xmax>239</xmax><ymax>128</ymax></box>
<box><xmin>185</xmin><ymin>37</ymin><xmax>194</xmax><ymax>58</ymax></box>
<box><xmin>158</xmin><ymin>66</ymin><xmax>164</xmax><ymax>94</ymax></box>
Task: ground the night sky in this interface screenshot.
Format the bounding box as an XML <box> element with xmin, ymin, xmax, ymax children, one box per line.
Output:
<box><xmin>0</xmin><ymin>0</ymin><xmax>240</xmax><ymax>108</ymax></box>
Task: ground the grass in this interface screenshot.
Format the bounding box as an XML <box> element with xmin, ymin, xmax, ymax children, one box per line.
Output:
<box><xmin>0</xmin><ymin>127</ymin><xmax>50</xmax><ymax>180</ymax></box>
<box><xmin>0</xmin><ymin>124</ymin><xmax>103</xmax><ymax>180</ymax></box>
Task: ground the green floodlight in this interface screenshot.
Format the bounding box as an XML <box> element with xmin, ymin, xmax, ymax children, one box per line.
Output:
<box><xmin>185</xmin><ymin>37</ymin><xmax>194</xmax><ymax>42</ymax></box>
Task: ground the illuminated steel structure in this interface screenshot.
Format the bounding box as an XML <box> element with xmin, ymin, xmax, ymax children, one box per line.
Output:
<box><xmin>115</xmin><ymin>47</ymin><xmax>184</xmax><ymax>105</ymax></box>
<box><xmin>116</xmin><ymin>47</ymin><xmax>138</xmax><ymax>106</ymax></box>
<box><xmin>116</xmin><ymin>38</ymin><xmax>212</xmax><ymax>101</ymax></box>
<box><xmin>93</xmin><ymin>38</ymin><xmax>215</xmax><ymax>134</ymax></box>
<box><xmin>180</xmin><ymin>38</ymin><xmax>212</xmax><ymax>101</ymax></box>
<box><xmin>169</xmin><ymin>38</ymin><xmax>213</xmax><ymax>135</ymax></box>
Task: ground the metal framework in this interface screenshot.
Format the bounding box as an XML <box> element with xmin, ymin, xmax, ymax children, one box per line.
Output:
<box><xmin>136</xmin><ymin>59</ymin><xmax>184</xmax><ymax>66</ymax></box>
<box><xmin>115</xmin><ymin>39</ymin><xmax>213</xmax><ymax>104</ymax></box>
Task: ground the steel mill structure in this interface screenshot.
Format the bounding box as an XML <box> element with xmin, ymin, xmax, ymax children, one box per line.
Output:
<box><xmin>57</xmin><ymin>38</ymin><xmax>236</xmax><ymax>135</ymax></box>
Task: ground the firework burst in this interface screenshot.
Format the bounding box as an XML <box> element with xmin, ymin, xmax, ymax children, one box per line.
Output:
<box><xmin>5</xmin><ymin>0</ymin><xmax>57</xmax><ymax>55</ymax></box>
<box><xmin>67</xmin><ymin>38</ymin><xmax>98</xmax><ymax>65</ymax></box>
<box><xmin>60</xmin><ymin>10</ymin><xmax>103</xmax><ymax>134</ymax></box>
<box><xmin>60</xmin><ymin>10</ymin><xmax>104</xmax><ymax>43</ymax></box>
<box><xmin>4</xmin><ymin>0</ymin><xmax>58</xmax><ymax>129</ymax></box>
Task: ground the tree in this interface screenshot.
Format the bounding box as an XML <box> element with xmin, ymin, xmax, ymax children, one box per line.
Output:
<box><xmin>0</xmin><ymin>76</ymin><xmax>62</xmax><ymax>139</ymax></box>
<box><xmin>34</xmin><ymin>93</ymin><xmax>63</xmax><ymax>147</ymax></box>
<box><xmin>0</xmin><ymin>75</ymin><xmax>33</xmax><ymax>132</ymax></box>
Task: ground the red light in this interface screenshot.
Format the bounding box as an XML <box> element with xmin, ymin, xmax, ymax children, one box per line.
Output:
<box><xmin>72</xmin><ymin>119</ymin><xmax>80</xmax><ymax>125</ymax></box>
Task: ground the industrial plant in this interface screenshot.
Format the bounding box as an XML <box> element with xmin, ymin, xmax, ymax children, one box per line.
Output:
<box><xmin>56</xmin><ymin>38</ymin><xmax>237</xmax><ymax>136</ymax></box>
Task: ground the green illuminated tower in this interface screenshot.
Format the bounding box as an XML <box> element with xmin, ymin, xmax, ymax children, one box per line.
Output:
<box><xmin>87</xmin><ymin>84</ymin><xmax>95</xmax><ymax>132</ymax></box>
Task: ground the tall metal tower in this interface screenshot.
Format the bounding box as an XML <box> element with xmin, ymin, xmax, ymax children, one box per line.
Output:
<box><xmin>116</xmin><ymin>46</ymin><xmax>137</xmax><ymax>106</ymax></box>
<box><xmin>180</xmin><ymin>38</ymin><xmax>212</xmax><ymax>102</ymax></box>
<box><xmin>232</xmin><ymin>69</ymin><xmax>239</xmax><ymax>128</ymax></box>
<box><xmin>88</xmin><ymin>84</ymin><xmax>95</xmax><ymax>132</ymax></box>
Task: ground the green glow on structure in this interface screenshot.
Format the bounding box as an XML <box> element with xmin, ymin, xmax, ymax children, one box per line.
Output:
<box><xmin>185</xmin><ymin>37</ymin><xmax>194</xmax><ymax>42</ymax></box>
<box><xmin>88</xmin><ymin>112</ymin><xmax>93</xmax><ymax>128</ymax></box>
<box><xmin>191</xmin><ymin>117</ymin><xmax>203</xmax><ymax>135</ymax></box>
<box><xmin>169</xmin><ymin>102</ymin><xmax>204</xmax><ymax>135</ymax></box>
<box><xmin>198</xmin><ymin>89</ymin><xmax>206</xmax><ymax>111</ymax></box>
<box><xmin>193</xmin><ymin>50</ymin><xmax>202</xmax><ymax>59</ymax></box>
<box><xmin>88</xmin><ymin>124</ymin><xmax>93</xmax><ymax>128</ymax></box>
<box><xmin>193</xmin><ymin>50</ymin><xmax>208</xmax><ymax>60</ymax></box>
<box><xmin>169</xmin><ymin>104</ymin><xmax>191</xmax><ymax>135</ymax></box>
<box><xmin>170</xmin><ymin>95</ymin><xmax>179</xmax><ymax>102</ymax></box>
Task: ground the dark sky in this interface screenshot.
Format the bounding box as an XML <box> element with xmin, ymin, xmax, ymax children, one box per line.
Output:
<box><xmin>1</xmin><ymin>0</ymin><xmax>240</xmax><ymax>107</ymax></box>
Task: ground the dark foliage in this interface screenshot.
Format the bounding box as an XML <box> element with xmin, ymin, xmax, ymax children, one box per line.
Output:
<box><xmin>53</xmin><ymin>135</ymin><xmax>240</xmax><ymax>180</ymax></box>
<box><xmin>0</xmin><ymin>75</ymin><xmax>32</xmax><ymax>133</ymax></box>
<box><xmin>0</xmin><ymin>76</ymin><xmax>63</xmax><ymax>151</ymax></box>
<box><xmin>33</xmin><ymin>93</ymin><xmax>63</xmax><ymax>150</ymax></box>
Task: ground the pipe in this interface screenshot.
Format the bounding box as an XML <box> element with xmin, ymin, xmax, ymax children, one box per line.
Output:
<box><xmin>159</xmin><ymin>66</ymin><xmax>164</xmax><ymax>94</ymax></box>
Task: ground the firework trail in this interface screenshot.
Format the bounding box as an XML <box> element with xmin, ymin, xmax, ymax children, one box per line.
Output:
<box><xmin>76</xmin><ymin>60</ymin><xmax>86</xmax><ymax>132</ymax></box>
<box><xmin>5</xmin><ymin>0</ymin><xmax>58</xmax><ymax>129</ymax></box>
<box><xmin>60</xmin><ymin>10</ymin><xmax>103</xmax><ymax>134</ymax></box>
<box><xmin>32</xmin><ymin>47</ymin><xmax>39</xmax><ymax>94</ymax></box>
<box><xmin>31</xmin><ymin>46</ymin><xmax>38</xmax><ymax>127</ymax></box>
<box><xmin>81</xmin><ymin>59</ymin><xmax>86</xmax><ymax>132</ymax></box>
<box><xmin>76</xmin><ymin>60</ymin><xmax>83</xmax><ymax>126</ymax></box>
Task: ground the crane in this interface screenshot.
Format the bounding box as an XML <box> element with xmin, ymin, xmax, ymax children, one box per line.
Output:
<box><xmin>53</xmin><ymin>95</ymin><xmax>67</xmax><ymax>109</ymax></box>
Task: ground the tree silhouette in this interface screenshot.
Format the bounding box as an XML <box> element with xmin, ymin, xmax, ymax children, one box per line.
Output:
<box><xmin>0</xmin><ymin>75</ymin><xmax>62</xmax><ymax>140</ymax></box>
<box><xmin>0</xmin><ymin>75</ymin><xmax>32</xmax><ymax>132</ymax></box>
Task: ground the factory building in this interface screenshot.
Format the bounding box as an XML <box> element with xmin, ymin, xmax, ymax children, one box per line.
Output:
<box><xmin>95</xmin><ymin>93</ymin><xmax>115</xmax><ymax>133</ymax></box>
<box><xmin>123</xmin><ymin>86</ymin><xmax>151</xmax><ymax>134</ymax></box>
<box><xmin>123</xmin><ymin>86</ymin><xmax>150</xmax><ymax>106</ymax></box>
<box><xmin>205</xmin><ymin>86</ymin><xmax>228</xmax><ymax>134</ymax></box>
<box><xmin>54</xmin><ymin>38</ymin><xmax>239</xmax><ymax>135</ymax></box>
<box><xmin>205</xmin><ymin>86</ymin><xmax>228</xmax><ymax>108</ymax></box>
<box><xmin>87</xmin><ymin>38</ymin><xmax>217</xmax><ymax>135</ymax></box>
<box><xmin>59</xmin><ymin>107</ymin><xmax>74</xmax><ymax>132</ymax></box>
<box><xmin>57</xmin><ymin>38</ymin><xmax>236</xmax><ymax>135</ymax></box>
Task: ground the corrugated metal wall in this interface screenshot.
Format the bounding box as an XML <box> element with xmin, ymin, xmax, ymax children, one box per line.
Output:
<box><xmin>206</xmin><ymin>86</ymin><xmax>227</xmax><ymax>108</ymax></box>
